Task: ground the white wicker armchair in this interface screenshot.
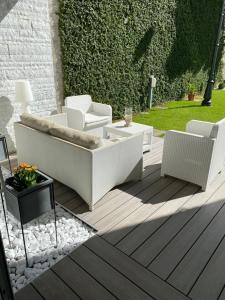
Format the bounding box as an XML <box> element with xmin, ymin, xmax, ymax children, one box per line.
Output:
<box><xmin>161</xmin><ymin>118</ymin><xmax>225</xmax><ymax>190</ymax></box>
<box><xmin>63</xmin><ymin>95</ymin><xmax>112</xmax><ymax>136</ymax></box>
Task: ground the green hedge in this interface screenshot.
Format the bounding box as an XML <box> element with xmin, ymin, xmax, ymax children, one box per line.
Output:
<box><xmin>58</xmin><ymin>0</ymin><xmax>223</xmax><ymax>118</ymax></box>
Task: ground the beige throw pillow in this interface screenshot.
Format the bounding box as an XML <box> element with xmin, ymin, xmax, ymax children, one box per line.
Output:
<box><xmin>20</xmin><ymin>113</ymin><xmax>54</xmax><ymax>133</ymax></box>
<box><xmin>50</xmin><ymin>125</ymin><xmax>102</xmax><ymax>149</ymax></box>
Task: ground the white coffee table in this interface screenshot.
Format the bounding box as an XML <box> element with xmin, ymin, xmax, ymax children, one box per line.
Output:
<box><xmin>103</xmin><ymin>121</ymin><xmax>153</xmax><ymax>152</ymax></box>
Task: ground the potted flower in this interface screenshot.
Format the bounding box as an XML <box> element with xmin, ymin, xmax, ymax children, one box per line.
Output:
<box><xmin>187</xmin><ymin>83</ymin><xmax>196</xmax><ymax>101</ymax></box>
<box><xmin>4</xmin><ymin>163</ymin><xmax>55</xmax><ymax>225</ymax></box>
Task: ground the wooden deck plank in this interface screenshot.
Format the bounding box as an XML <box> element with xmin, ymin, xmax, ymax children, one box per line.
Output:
<box><xmin>70</xmin><ymin>245</ymin><xmax>153</xmax><ymax>300</ymax></box>
<box><xmin>107</xmin><ymin>183</ymin><xmax>198</xmax><ymax>247</ymax></box>
<box><xmin>143</xmin><ymin>145</ymin><xmax>163</xmax><ymax>159</ymax></box>
<box><xmin>82</xmin><ymin>168</ymin><xmax>163</xmax><ymax>224</ymax></box>
<box><xmin>72</xmin><ymin>162</ymin><xmax>162</xmax><ymax>219</ymax></box>
<box><xmin>189</xmin><ymin>236</ymin><xmax>225</xmax><ymax>300</ymax></box>
<box><xmin>96</xmin><ymin>177</ymin><xmax>178</xmax><ymax>233</ymax></box>
<box><xmin>15</xmin><ymin>284</ymin><xmax>43</xmax><ymax>300</ymax></box>
<box><xmin>32</xmin><ymin>269</ymin><xmax>80</xmax><ymax>300</ymax></box>
<box><xmin>129</xmin><ymin>172</ymin><xmax>225</xmax><ymax>265</ymax></box>
<box><xmin>85</xmin><ymin>235</ymin><xmax>189</xmax><ymax>300</ymax></box>
<box><xmin>79</xmin><ymin>157</ymin><xmax>162</xmax><ymax>218</ymax></box>
<box><xmin>62</xmin><ymin>197</ymin><xmax>83</xmax><ymax>210</ymax></box>
<box><xmin>168</xmin><ymin>197</ymin><xmax>225</xmax><ymax>294</ymax></box>
<box><xmin>52</xmin><ymin>256</ymin><xmax>116</xmax><ymax>300</ymax></box>
<box><xmin>148</xmin><ymin>174</ymin><xmax>225</xmax><ymax>280</ymax></box>
<box><xmin>55</xmin><ymin>189</ymin><xmax>79</xmax><ymax>205</ymax></box>
<box><xmin>219</xmin><ymin>286</ymin><xmax>225</xmax><ymax>300</ymax></box>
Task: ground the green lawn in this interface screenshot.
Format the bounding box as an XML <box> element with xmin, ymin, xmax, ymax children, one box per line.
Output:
<box><xmin>133</xmin><ymin>90</ymin><xmax>225</xmax><ymax>132</ymax></box>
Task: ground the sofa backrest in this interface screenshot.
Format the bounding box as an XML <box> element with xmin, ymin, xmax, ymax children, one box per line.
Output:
<box><xmin>20</xmin><ymin>113</ymin><xmax>102</xmax><ymax>150</ymax></box>
<box><xmin>65</xmin><ymin>95</ymin><xmax>92</xmax><ymax>113</ymax></box>
<box><xmin>43</xmin><ymin>113</ymin><xmax>68</xmax><ymax>127</ymax></box>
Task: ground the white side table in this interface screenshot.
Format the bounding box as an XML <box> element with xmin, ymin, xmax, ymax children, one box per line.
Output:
<box><xmin>103</xmin><ymin>121</ymin><xmax>153</xmax><ymax>152</ymax></box>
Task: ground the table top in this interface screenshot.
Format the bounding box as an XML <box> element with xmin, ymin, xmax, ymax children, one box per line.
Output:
<box><xmin>104</xmin><ymin>121</ymin><xmax>153</xmax><ymax>134</ymax></box>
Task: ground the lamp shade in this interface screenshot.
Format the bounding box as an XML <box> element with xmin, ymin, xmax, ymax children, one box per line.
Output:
<box><xmin>15</xmin><ymin>80</ymin><xmax>34</xmax><ymax>105</ymax></box>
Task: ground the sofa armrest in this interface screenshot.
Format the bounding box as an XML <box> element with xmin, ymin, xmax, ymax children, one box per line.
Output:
<box><xmin>186</xmin><ymin>120</ymin><xmax>215</xmax><ymax>137</ymax></box>
<box><xmin>64</xmin><ymin>107</ymin><xmax>85</xmax><ymax>131</ymax></box>
<box><xmin>91</xmin><ymin>134</ymin><xmax>143</xmax><ymax>206</ymax></box>
<box><xmin>92</xmin><ymin>102</ymin><xmax>112</xmax><ymax>117</ymax></box>
<box><xmin>43</xmin><ymin>113</ymin><xmax>68</xmax><ymax>127</ymax></box>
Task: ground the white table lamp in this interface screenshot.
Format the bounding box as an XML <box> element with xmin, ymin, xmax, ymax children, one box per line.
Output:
<box><xmin>15</xmin><ymin>80</ymin><xmax>34</xmax><ymax>113</ymax></box>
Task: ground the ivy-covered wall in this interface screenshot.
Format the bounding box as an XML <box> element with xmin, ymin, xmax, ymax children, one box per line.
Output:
<box><xmin>58</xmin><ymin>0</ymin><xmax>222</xmax><ymax>118</ymax></box>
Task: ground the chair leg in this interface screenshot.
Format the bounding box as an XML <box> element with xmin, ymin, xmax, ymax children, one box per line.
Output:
<box><xmin>201</xmin><ymin>184</ymin><xmax>207</xmax><ymax>192</ymax></box>
<box><xmin>89</xmin><ymin>203</ymin><xmax>94</xmax><ymax>211</ymax></box>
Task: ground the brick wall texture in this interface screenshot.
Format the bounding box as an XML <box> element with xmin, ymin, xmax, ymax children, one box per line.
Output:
<box><xmin>0</xmin><ymin>0</ymin><xmax>62</xmax><ymax>152</ymax></box>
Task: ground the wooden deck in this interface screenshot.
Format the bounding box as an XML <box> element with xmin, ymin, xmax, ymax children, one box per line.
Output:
<box><xmin>15</xmin><ymin>136</ymin><xmax>225</xmax><ymax>300</ymax></box>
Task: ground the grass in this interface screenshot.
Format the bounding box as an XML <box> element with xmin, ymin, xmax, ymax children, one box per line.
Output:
<box><xmin>133</xmin><ymin>90</ymin><xmax>225</xmax><ymax>132</ymax></box>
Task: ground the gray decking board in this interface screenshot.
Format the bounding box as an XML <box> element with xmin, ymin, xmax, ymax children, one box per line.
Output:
<box><xmin>79</xmin><ymin>161</ymin><xmax>162</xmax><ymax>221</ymax></box>
<box><xmin>219</xmin><ymin>286</ymin><xmax>225</xmax><ymax>300</ymax></box>
<box><xmin>189</xmin><ymin>236</ymin><xmax>225</xmax><ymax>300</ymax></box>
<box><xmin>168</xmin><ymin>197</ymin><xmax>225</xmax><ymax>294</ymax></box>
<box><xmin>55</xmin><ymin>187</ymin><xmax>79</xmax><ymax>205</ymax></box>
<box><xmin>129</xmin><ymin>173</ymin><xmax>225</xmax><ymax>264</ymax></box>
<box><xmin>95</xmin><ymin>176</ymin><xmax>178</xmax><ymax>233</ymax></box>
<box><xmin>99</xmin><ymin>179</ymin><xmax>188</xmax><ymax>238</ymax></box>
<box><xmin>52</xmin><ymin>256</ymin><xmax>116</xmax><ymax>300</ymax></box>
<box><xmin>109</xmin><ymin>183</ymin><xmax>198</xmax><ymax>249</ymax></box>
<box><xmin>70</xmin><ymin>245</ymin><xmax>153</xmax><ymax>300</ymax></box>
<box><xmin>82</xmin><ymin>168</ymin><xmax>163</xmax><ymax>225</ymax></box>
<box><xmin>15</xmin><ymin>284</ymin><xmax>44</xmax><ymax>300</ymax></box>
<box><xmin>85</xmin><ymin>235</ymin><xmax>189</xmax><ymax>300</ymax></box>
<box><xmin>61</xmin><ymin>196</ymin><xmax>83</xmax><ymax>211</ymax></box>
<box><xmin>32</xmin><ymin>269</ymin><xmax>80</xmax><ymax>300</ymax></box>
<box><xmin>148</xmin><ymin>174</ymin><xmax>225</xmax><ymax>280</ymax></box>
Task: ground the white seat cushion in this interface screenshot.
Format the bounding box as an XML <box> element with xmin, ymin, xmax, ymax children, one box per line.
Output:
<box><xmin>85</xmin><ymin>112</ymin><xmax>110</xmax><ymax>124</ymax></box>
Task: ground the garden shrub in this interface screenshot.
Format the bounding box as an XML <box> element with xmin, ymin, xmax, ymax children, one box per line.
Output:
<box><xmin>58</xmin><ymin>0</ymin><xmax>223</xmax><ymax>118</ymax></box>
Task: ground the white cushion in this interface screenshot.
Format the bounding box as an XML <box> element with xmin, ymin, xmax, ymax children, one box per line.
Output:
<box><xmin>65</xmin><ymin>95</ymin><xmax>92</xmax><ymax>113</ymax></box>
<box><xmin>85</xmin><ymin>112</ymin><xmax>110</xmax><ymax>124</ymax></box>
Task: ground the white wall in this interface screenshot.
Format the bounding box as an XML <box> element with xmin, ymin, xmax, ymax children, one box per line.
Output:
<box><xmin>0</xmin><ymin>0</ymin><xmax>63</xmax><ymax>152</ymax></box>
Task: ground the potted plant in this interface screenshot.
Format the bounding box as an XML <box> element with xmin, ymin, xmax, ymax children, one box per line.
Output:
<box><xmin>218</xmin><ymin>82</ymin><xmax>225</xmax><ymax>90</ymax></box>
<box><xmin>187</xmin><ymin>83</ymin><xmax>196</xmax><ymax>101</ymax></box>
<box><xmin>4</xmin><ymin>163</ymin><xmax>55</xmax><ymax>225</ymax></box>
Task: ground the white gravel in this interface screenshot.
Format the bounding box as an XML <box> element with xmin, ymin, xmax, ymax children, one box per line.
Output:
<box><xmin>0</xmin><ymin>203</ymin><xmax>95</xmax><ymax>293</ymax></box>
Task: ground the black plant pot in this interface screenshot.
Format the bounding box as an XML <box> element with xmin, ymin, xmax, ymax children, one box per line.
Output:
<box><xmin>4</xmin><ymin>170</ymin><xmax>54</xmax><ymax>225</ymax></box>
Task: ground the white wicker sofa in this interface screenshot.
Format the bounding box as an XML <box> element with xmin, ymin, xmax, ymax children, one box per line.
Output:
<box><xmin>14</xmin><ymin>113</ymin><xmax>143</xmax><ymax>210</ymax></box>
<box><xmin>161</xmin><ymin>118</ymin><xmax>225</xmax><ymax>190</ymax></box>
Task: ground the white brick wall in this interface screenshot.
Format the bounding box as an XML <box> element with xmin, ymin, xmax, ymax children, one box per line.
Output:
<box><xmin>0</xmin><ymin>0</ymin><xmax>61</xmax><ymax>152</ymax></box>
